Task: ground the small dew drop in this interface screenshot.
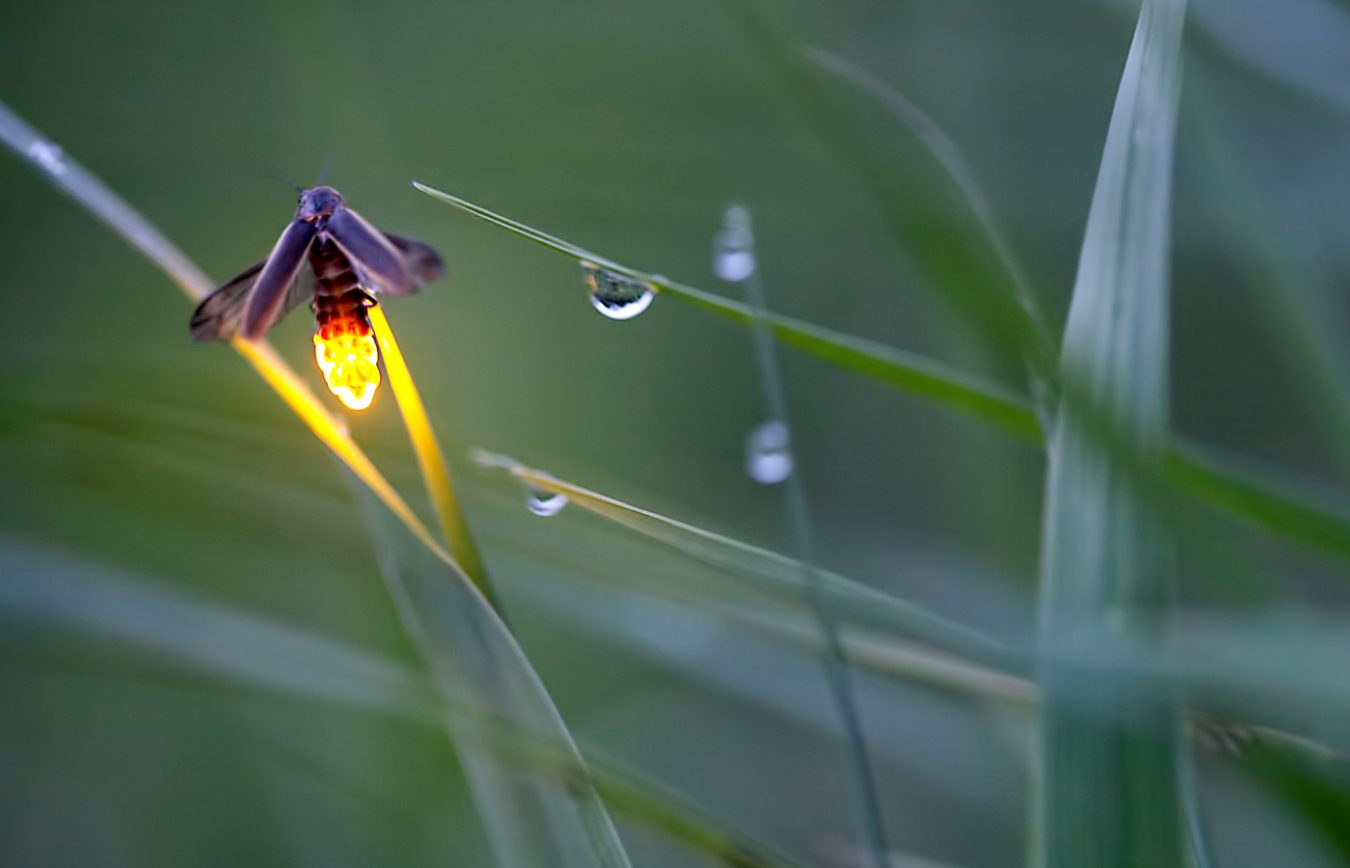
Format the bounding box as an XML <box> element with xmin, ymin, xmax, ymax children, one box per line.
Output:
<box><xmin>715</xmin><ymin>249</ymin><xmax>756</xmax><ymax>282</ymax></box>
<box><xmin>746</xmin><ymin>420</ymin><xmax>793</xmax><ymax>485</ymax></box>
<box><xmin>526</xmin><ymin>486</ymin><xmax>569</xmax><ymax>517</ymax></box>
<box><xmin>582</xmin><ymin>261</ymin><xmax>655</xmax><ymax>320</ymax></box>
<box><xmin>713</xmin><ymin>204</ymin><xmax>755</xmax><ymax>282</ymax></box>
<box><xmin>27</xmin><ymin>140</ymin><xmax>66</xmax><ymax>176</ymax></box>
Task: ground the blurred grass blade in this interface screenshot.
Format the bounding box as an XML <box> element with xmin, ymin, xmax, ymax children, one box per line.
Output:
<box><xmin>413</xmin><ymin>181</ymin><xmax>1042</xmax><ymax>441</ymax></box>
<box><xmin>803</xmin><ymin>45</ymin><xmax>1057</xmax><ymax>423</ymax></box>
<box><xmin>0</xmin><ymin>535</ymin><xmax>808</xmax><ymax>868</ymax></box>
<box><xmin>0</xmin><ymin>99</ymin><xmax>457</xmax><ymax>581</ymax></box>
<box><xmin>414</xmin><ymin>182</ymin><xmax>1350</xmax><ymax>563</ymax></box>
<box><xmin>1032</xmin><ymin>1</ymin><xmax>1188</xmax><ymax>867</ymax></box>
<box><xmin>731</xmin><ymin>204</ymin><xmax>889</xmax><ymax>866</ymax></box>
<box><xmin>0</xmin><ymin>534</ymin><xmax>441</xmax><ymax>718</ymax></box>
<box><xmin>1186</xmin><ymin>73</ymin><xmax>1350</xmax><ymax>481</ymax></box>
<box><xmin>1165</xmin><ymin>445</ymin><xmax>1350</xmax><ymax>559</ymax></box>
<box><xmin>344</xmin><ymin>469</ymin><xmax>634</xmax><ymax>868</ymax></box>
<box><xmin>714</xmin><ymin>0</ymin><xmax>1055</xmax><ymax>394</ymax></box>
<box><xmin>472</xmin><ymin>450</ymin><xmax>1021</xmax><ymax>674</ymax></box>
<box><xmin>368</xmin><ymin>304</ymin><xmax>494</xmax><ymax>603</ymax></box>
<box><xmin>1238</xmin><ymin>742</ymin><xmax>1350</xmax><ymax>862</ymax></box>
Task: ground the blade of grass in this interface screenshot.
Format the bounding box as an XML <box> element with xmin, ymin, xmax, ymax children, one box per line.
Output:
<box><xmin>413</xmin><ymin>182</ymin><xmax>1350</xmax><ymax>564</ymax></box>
<box><xmin>731</xmin><ymin>204</ymin><xmax>890</xmax><ymax>867</ymax></box>
<box><xmin>368</xmin><ymin>304</ymin><xmax>494</xmax><ymax>604</ymax></box>
<box><xmin>471</xmin><ymin>450</ymin><xmax>1020</xmax><ymax>673</ymax></box>
<box><xmin>0</xmin><ymin>535</ymin><xmax>806</xmax><ymax>868</ymax></box>
<box><xmin>714</xmin><ymin>0</ymin><xmax>1058</xmax><ymax>400</ymax></box>
<box><xmin>0</xmin><ymin>101</ymin><xmax>637</xmax><ymax>865</ymax></box>
<box><xmin>802</xmin><ymin>45</ymin><xmax>1057</xmax><ymax>425</ymax></box>
<box><xmin>413</xmin><ymin>181</ymin><xmax>1042</xmax><ymax>441</ymax></box>
<box><xmin>1032</xmin><ymin>2</ymin><xmax>1189</xmax><ymax>867</ymax></box>
<box><xmin>343</xmin><ymin>468</ymin><xmax>634</xmax><ymax>868</ymax></box>
<box><xmin>0</xmin><ymin>100</ymin><xmax>456</xmax><ymax>583</ymax></box>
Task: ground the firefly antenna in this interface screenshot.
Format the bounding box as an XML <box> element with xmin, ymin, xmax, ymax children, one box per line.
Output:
<box><xmin>315</xmin><ymin>154</ymin><xmax>337</xmax><ymax>186</ymax></box>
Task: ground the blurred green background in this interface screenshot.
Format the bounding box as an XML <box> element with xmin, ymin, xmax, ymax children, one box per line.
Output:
<box><xmin>2</xmin><ymin>0</ymin><xmax>1350</xmax><ymax>865</ymax></box>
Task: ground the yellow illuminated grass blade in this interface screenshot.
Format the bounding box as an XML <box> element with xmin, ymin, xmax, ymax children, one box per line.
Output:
<box><xmin>369</xmin><ymin>304</ymin><xmax>493</xmax><ymax>601</ymax></box>
<box><xmin>0</xmin><ymin>99</ymin><xmax>460</xmax><ymax>580</ymax></box>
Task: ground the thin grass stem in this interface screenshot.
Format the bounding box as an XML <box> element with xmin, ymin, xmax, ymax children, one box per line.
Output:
<box><xmin>416</xmin><ymin>183</ymin><xmax>1350</xmax><ymax>563</ymax></box>
<box><xmin>725</xmin><ymin>204</ymin><xmax>890</xmax><ymax>866</ymax></box>
<box><xmin>368</xmin><ymin>304</ymin><xmax>495</xmax><ymax>605</ymax></box>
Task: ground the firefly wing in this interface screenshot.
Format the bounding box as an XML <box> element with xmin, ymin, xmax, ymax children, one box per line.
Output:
<box><xmin>241</xmin><ymin>219</ymin><xmax>319</xmax><ymax>339</ymax></box>
<box><xmin>190</xmin><ymin>257</ymin><xmax>316</xmax><ymax>342</ymax></box>
<box><xmin>326</xmin><ymin>206</ymin><xmax>414</xmax><ymax>296</ymax></box>
<box><xmin>383</xmin><ymin>233</ymin><xmax>445</xmax><ymax>289</ymax></box>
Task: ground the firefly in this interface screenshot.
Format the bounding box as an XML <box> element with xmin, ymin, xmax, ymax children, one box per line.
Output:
<box><xmin>190</xmin><ymin>186</ymin><xmax>444</xmax><ymax>410</ymax></box>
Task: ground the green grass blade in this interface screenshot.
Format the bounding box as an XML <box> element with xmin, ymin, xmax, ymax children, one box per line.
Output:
<box><xmin>414</xmin><ymin>183</ymin><xmax>1350</xmax><ymax>563</ymax></box>
<box><xmin>472</xmin><ymin>450</ymin><xmax>1022</xmax><ymax>677</ymax></box>
<box><xmin>0</xmin><ymin>534</ymin><xmax>441</xmax><ymax>718</ymax></box>
<box><xmin>803</xmin><ymin>45</ymin><xmax>1058</xmax><ymax>424</ymax></box>
<box><xmin>413</xmin><ymin>181</ymin><xmax>1042</xmax><ymax>441</ymax></box>
<box><xmin>0</xmin><ymin>535</ymin><xmax>808</xmax><ymax>868</ymax></box>
<box><xmin>713</xmin><ymin>0</ymin><xmax>1057</xmax><ymax>394</ymax></box>
<box><xmin>344</xmin><ymin>469</ymin><xmax>634</xmax><ymax>868</ymax></box>
<box><xmin>1165</xmin><ymin>445</ymin><xmax>1350</xmax><ymax>559</ymax></box>
<box><xmin>1032</xmin><ymin>1</ymin><xmax>1189</xmax><ymax>867</ymax></box>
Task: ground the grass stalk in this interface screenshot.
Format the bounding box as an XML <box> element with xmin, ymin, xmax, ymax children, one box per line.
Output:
<box><xmin>1031</xmin><ymin>1</ymin><xmax>1189</xmax><ymax>866</ymax></box>
<box><xmin>368</xmin><ymin>304</ymin><xmax>494</xmax><ymax>603</ymax></box>
<box><xmin>730</xmin><ymin>204</ymin><xmax>890</xmax><ymax>866</ymax></box>
<box><xmin>414</xmin><ymin>182</ymin><xmax>1350</xmax><ymax>564</ymax></box>
<box><xmin>0</xmin><ymin>99</ymin><xmax>459</xmax><ymax>577</ymax></box>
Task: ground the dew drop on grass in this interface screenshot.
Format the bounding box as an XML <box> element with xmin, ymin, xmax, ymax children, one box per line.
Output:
<box><xmin>746</xmin><ymin>420</ymin><xmax>793</xmax><ymax>484</ymax></box>
<box><xmin>713</xmin><ymin>204</ymin><xmax>755</xmax><ymax>282</ymax></box>
<box><xmin>582</xmin><ymin>261</ymin><xmax>655</xmax><ymax>320</ymax></box>
<box><xmin>526</xmin><ymin>486</ymin><xmax>569</xmax><ymax>517</ymax></box>
<box><xmin>27</xmin><ymin>140</ymin><xmax>66</xmax><ymax>176</ymax></box>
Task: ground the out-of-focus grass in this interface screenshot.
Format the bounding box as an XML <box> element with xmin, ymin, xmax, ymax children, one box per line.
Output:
<box><xmin>4</xmin><ymin>0</ymin><xmax>1350</xmax><ymax>866</ymax></box>
<box><xmin>0</xmin><ymin>101</ymin><xmax>634</xmax><ymax>868</ymax></box>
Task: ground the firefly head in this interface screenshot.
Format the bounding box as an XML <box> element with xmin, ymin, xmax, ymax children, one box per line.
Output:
<box><xmin>297</xmin><ymin>186</ymin><xmax>344</xmax><ymax>223</ymax></box>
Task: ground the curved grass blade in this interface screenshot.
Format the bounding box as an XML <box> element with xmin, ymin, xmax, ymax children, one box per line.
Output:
<box><xmin>413</xmin><ymin>181</ymin><xmax>1042</xmax><ymax>441</ymax></box>
<box><xmin>0</xmin><ymin>101</ymin><xmax>635</xmax><ymax>866</ymax></box>
<box><xmin>471</xmin><ymin>450</ymin><xmax>1020</xmax><ymax>674</ymax></box>
<box><xmin>418</xmin><ymin>183</ymin><xmax>1350</xmax><ymax>568</ymax></box>
<box><xmin>0</xmin><ymin>536</ymin><xmax>805</xmax><ymax>868</ymax></box>
<box><xmin>368</xmin><ymin>304</ymin><xmax>495</xmax><ymax>604</ymax></box>
<box><xmin>803</xmin><ymin>46</ymin><xmax>1057</xmax><ymax>425</ymax></box>
<box><xmin>713</xmin><ymin>0</ymin><xmax>1057</xmax><ymax>396</ymax></box>
<box><xmin>0</xmin><ymin>100</ymin><xmax>456</xmax><ymax>580</ymax></box>
<box><xmin>0</xmin><ymin>534</ymin><xmax>442</xmax><ymax>719</ymax></box>
<box><xmin>1032</xmin><ymin>2</ymin><xmax>1189</xmax><ymax>867</ymax></box>
<box><xmin>343</xmin><ymin>469</ymin><xmax>633</xmax><ymax>868</ymax></box>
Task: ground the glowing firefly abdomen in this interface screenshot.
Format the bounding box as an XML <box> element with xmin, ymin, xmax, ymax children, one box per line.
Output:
<box><xmin>310</xmin><ymin>240</ymin><xmax>381</xmax><ymax>411</ymax></box>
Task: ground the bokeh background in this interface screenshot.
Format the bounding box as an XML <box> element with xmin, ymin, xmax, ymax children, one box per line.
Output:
<box><xmin>3</xmin><ymin>0</ymin><xmax>1350</xmax><ymax>865</ymax></box>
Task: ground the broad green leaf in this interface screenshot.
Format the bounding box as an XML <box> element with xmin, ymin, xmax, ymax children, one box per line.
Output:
<box><xmin>1032</xmin><ymin>2</ymin><xmax>1189</xmax><ymax>867</ymax></box>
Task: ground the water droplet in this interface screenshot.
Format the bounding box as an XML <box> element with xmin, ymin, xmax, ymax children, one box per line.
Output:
<box><xmin>713</xmin><ymin>204</ymin><xmax>756</xmax><ymax>282</ymax></box>
<box><xmin>746</xmin><ymin>420</ymin><xmax>793</xmax><ymax>484</ymax></box>
<box><xmin>526</xmin><ymin>486</ymin><xmax>568</xmax><ymax>517</ymax></box>
<box><xmin>26</xmin><ymin>140</ymin><xmax>66</xmax><ymax>176</ymax></box>
<box><xmin>582</xmin><ymin>261</ymin><xmax>655</xmax><ymax>320</ymax></box>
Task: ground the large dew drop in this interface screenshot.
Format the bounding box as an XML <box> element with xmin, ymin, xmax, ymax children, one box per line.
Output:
<box><xmin>582</xmin><ymin>261</ymin><xmax>655</xmax><ymax>320</ymax></box>
<box><xmin>526</xmin><ymin>486</ymin><xmax>569</xmax><ymax>517</ymax></box>
<box><xmin>746</xmin><ymin>420</ymin><xmax>793</xmax><ymax>485</ymax></box>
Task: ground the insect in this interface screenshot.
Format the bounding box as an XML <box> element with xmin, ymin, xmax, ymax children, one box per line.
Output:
<box><xmin>190</xmin><ymin>186</ymin><xmax>444</xmax><ymax>410</ymax></box>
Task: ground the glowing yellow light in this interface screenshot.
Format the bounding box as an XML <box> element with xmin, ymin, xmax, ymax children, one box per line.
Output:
<box><xmin>313</xmin><ymin>320</ymin><xmax>381</xmax><ymax>411</ymax></box>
